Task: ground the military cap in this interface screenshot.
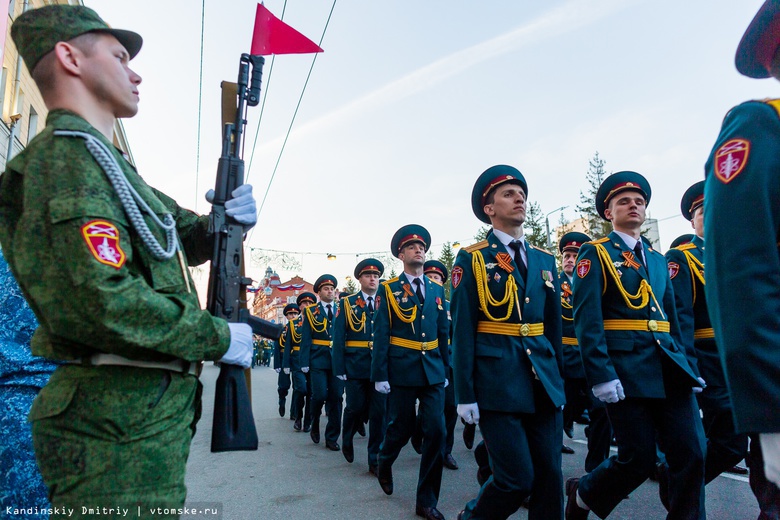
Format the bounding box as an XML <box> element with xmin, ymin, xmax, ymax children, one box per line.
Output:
<box><xmin>558</xmin><ymin>231</ymin><xmax>592</xmax><ymax>254</ymax></box>
<box><xmin>11</xmin><ymin>5</ymin><xmax>143</xmax><ymax>73</ymax></box>
<box><xmin>313</xmin><ymin>274</ymin><xmax>337</xmax><ymax>293</ymax></box>
<box><xmin>296</xmin><ymin>292</ymin><xmax>316</xmax><ymax>306</ymax></box>
<box><xmin>423</xmin><ymin>260</ymin><xmax>449</xmax><ymax>283</ymax></box>
<box><xmin>391</xmin><ymin>224</ymin><xmax>431</xmax><ymax>258</ymax></box>
<box><xmin>283</xmin><ymin>303</ymin><xmax>300</xmax><ymax>316</ymax></box>
<box><xmin>595</xmin><ymin>171</ymin><xmax>652</xmax><ymax>220</ymax></box>
<box><xmin>354</xmin><ymin>258</ymin><xmax>384</xmax><ymax>278</ymax></box>
<box><xmin>670</xmin><ymin>234</ymin><xmax>694</xmax><ymax>249</ymax></box>
<box><xmin>471</xmin><ymin>165</ymin><xmax>528</xmax><ymax>224</ymax></box>
<box><xmin>680</xmin><ymin>181</ymin><xmax>704</xmax><ymax>221</ymax></box>
<box><xmin>736</xmin><ymin>0</ymin><xmax>780</xmax><ymax>78</ymax></box>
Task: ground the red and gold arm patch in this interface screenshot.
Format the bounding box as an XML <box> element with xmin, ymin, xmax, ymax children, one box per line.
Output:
<box><xmin>576</xmin><ymin>259</ymin><xmax>591</xmax><ymax>279</ymax></box>
<box><xmin>668</xmin><ymin>262</ymin><xmax>680</xmax><ymax>280</ymax></box>
<box><xmin>81</xmin><ymin>220</ymin><xmax>126</xmax><ymax>269</ymax></box>
<box><xmin>451</xmin><ymin>266</ymin><xmax>463</xmax><ymax>289</ymax></box>
<box><xmin>714</xmin><ymin>138</ymin><xmax>750</xmax><ymax>184</ymax></box>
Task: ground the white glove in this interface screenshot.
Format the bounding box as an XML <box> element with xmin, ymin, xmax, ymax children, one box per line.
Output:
<box><xmin>457</xmin><ymin>403</ymin><xmax>480</xmax><ymax>425</ymax></box>
<box><xmin>592</xmin><ymin>379</ymin><xmax>625</xmax><ymax>403</ymax></box>
<box><xmin>283</xmin><ymin>368</ymin><xmax>290</xmax><ymax>375</ymax></box>
<box><xmin>444</xmin><ymin>378</ymin><xmax>449</xmax><ymax>388</ymax></box>
<box><xmin>205</xmin><ymin>184</ymin><xmax>257</xmax><ymax>230</ymax></box>
<box><xmin>301</xmin><ymin>366</ymin><xmax>309</xmax><ymax>373</ymax></box>
<box><xmin>375</xmin><ymin>381</ymin><xmax>391</xmax><ymax>394</ymax></box>
<box><xmin>336</xmin><ymin>374</ymin><xmax>347</xmax><ymax>381</ymax></box>
<box><xmin>219</xmin><ymin>323</ymin><xmax>254</xmax><ymax>368</ymax></box>
<box><xmin>693</xmin><ymin>377</ymin><xmax>706</xmax><ymax>394</ymax></box>
<box><xmin>275</xmin><ymin>367</ymin><xmax>281</xmax><ymax>373</ymax></box>
<box><xmin>760</xmin><ymin>433</ymin><xmax>780</xmax><ymax>487</ymax></box>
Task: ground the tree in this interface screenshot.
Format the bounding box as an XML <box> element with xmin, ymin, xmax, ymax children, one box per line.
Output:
<box><xmin>474</xmin><ymin>226</ymin><xmax>491</xmax><ymax>241</ymax></box>
<box><xmin>576</xmin><ymin>152</ymin><xmax>613</xmax><ymax>239</ymax></box>
<box><xmin>524</xmin><ymin>201</ymin><xmax>547</xmax><ymax>249</ymax></box>
<box><xmin>438</xmin><ymin>242</ymin><xmax>456</xmax><ymax>299</ymax></box>
<box><xmin>553</xmin><ymin>211</ymin><xmax>575</xmax><ymax>270</ymax></box>
<box><xmin>344</xmin><ymin>277</ymin><xmax>358</xmax><ymax>295</ymax></box>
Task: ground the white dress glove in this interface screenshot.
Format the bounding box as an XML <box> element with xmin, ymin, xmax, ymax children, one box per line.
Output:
<box><xmin>275</xmin><ymin>367</ymin><xmax>281</xmax><ymax>374</ymax></box>
<box><xmin>444</xmin><ymin>378</ymin><xmax>449</xmax><ymax>388</ymax></box>
<box><xmin>337</xmin><ymin>375</ymin><xmax>347</xmax><ymax>381</ymax></box>
<box><xmin>283</xmin><ymin>368</ymin><xmax>290</xmax><ymax>375</ymax></box>
<box><xmin>301</xmin><ymin>366</ymin><xmax>309</xmax><ymax>373</ymax></box>
<box><xmin>457</xmin><ymin>403</ymin><xmax>480</xmax><ymax>425</ymax></box>
<box><xmin>375</xmin><ymin>381</ymin><xmax>391</xmax><ymax>394</ymax></box>
<box><xmin>693</xmin><ymin>376</ymin><xmax>706</xmax><ymax>394</ymax></box>
<box><xmin>219</xmin><ymin>323</ymin><xmax>254</xmax><ymax>368</ymax></box>
<box><xmin>592</xmin><ymin>379</ymin><xmax>625</xmax><ymax>403</ymax></box>
<box><xmin>205</xmin><ymin>184</ymin><xmax>257</xmax><ymax>230</ymax></box>
<box><xmin>761</xmin><ymin>433</ymin><xmax>780</xmax><ymax>487</ymax></box>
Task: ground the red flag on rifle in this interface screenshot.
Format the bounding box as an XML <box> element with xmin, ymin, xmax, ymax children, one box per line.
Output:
<box><xmin>250</xmin><ymin>3</ymin><xmax>323</xmax><ymax>56</ymax></box>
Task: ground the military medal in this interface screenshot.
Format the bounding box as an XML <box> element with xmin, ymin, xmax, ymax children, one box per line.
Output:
<box><xmin>621</xmin><ymin>251</ymin><xmax>641</xmax><ymax>270</ymax></box>
<box><xmin>494</xmin><ymin>272</ymin><xmax>501</xmax><ymax>283</ymax></box>
<box><xmin>495</xmin><ymin>252</ymin><xmax>514</xmax><ymax>273</ymax></box>
<box><xmin>542</xmin><ymin>270</ymin><xmax>554</xmax><ymax>290</ymax></box>
<box><xmin>484</xmin><ymin>262</ymin><xmax>498</xmax><ymax>269</ymax></box>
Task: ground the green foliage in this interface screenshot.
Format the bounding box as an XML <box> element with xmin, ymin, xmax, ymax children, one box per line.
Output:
<box><xmin>474</xmin><ymin>226</ymin><xmax>491</xmax><ymax>241</ymax></box>
<box><xmin>524</xmin><ymin>201</ymin><xmax>547</xmax><ymax>249</ymax></box>
<box><xmin>438</xmin><ymin>242</ymin><xmax>456</xmax><ymax>299</ymax></box>
<box><xmin>344</xmin><ymin>277</ymin><xmax>358</xmax><ymax>294</ymax></box>
<box><xmin>576</xmin><ymin>151</ymin><xmax>613</xmax><ymax>239</ymax></box>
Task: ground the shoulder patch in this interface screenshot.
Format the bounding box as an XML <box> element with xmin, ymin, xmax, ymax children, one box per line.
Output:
<box><xmin>576</xmin><ymin>259</ymin><xmax>591</xmax><ymax>279</ymax></box>
<box><xmin>451</xmin><ymin>266</ymin><xmax>464</xmax><ymax>289</ymax></box>
<box><xmin>383</xmin><ymin>277</ymin><xmax>399</xmax><ymax>284</ymax></box>
<box><xmin>589</xmin><ymin>237</ymin><xmax>610</xmax><ymax>244</ymax></box>
<box><xmin>714</xmin><ymin>138</ymin><xmax>750</xmax><ymax>184</ymax></box>
<box><xmin>428</xmin><ymin>277</ymin><xmax>443</xmax><ymax>286</ymax></box>
<box><xmin>530</xmin><ymin>244</ymin><xmax>554</xmax><ymax>256</ymax></box>
<box><xmin>81</xmin><ymin>220</ymin><xmax>126</xmax><ymax>269</ymax></box>
<box><xmin>668</xmin><ymin>262</ymin><xmax>680</xmax><ymax>280</ymax></box>
<box><xmin>763</xmin><ymin>99</ymin><xmax>780</xmax><ymax>119</ymax></box>
<box><xmin>463</xmin><ymin>240</ymin><xmax>488</xmax><ymax>253</ymax></box>
<box><xmin>675</xmin><ymin>243</ymin><xmax>697</xmax><ymax>251</ymax></box>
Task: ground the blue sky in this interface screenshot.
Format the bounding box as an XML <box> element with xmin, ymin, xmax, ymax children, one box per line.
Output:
<box><xmin>88</xmin><ymin>0</ymin><xmax>768</xmax><ymax>287</ymax></box>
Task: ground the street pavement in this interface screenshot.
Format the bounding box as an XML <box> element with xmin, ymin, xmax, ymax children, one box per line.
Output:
<box><xmin>184</xmin><ymin>363</ymin><xmax>762</xmax><ymax>520</ymax></box>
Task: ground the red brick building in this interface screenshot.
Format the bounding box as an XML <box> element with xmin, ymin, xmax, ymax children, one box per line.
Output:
<box><xmin>251</xmin><ymin>267</ymin><xmax>314</xmax><ymax>326</ymax></box>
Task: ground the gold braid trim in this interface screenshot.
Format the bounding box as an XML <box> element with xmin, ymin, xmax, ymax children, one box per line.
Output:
<box><xmin>383</xmin><ymin>282</ymin><xmax>417</xmax><ymax>324</ymax></box>
<box><xmin>290</xmin><ymin>320</ymin><xmax>302</xmax><ymax>343</ymax></box>
<box><xmin>561</xmin><ymin>298</ymin><xmax>573</xmax><ymax>310</ymax></box>
<box><xmin>305</xmin><ymin>305</ymin><xmax>328</xmax><ymax>333</ymax></box>
<box><xmin>682</xmin><ymin>249</ymin><xmax>705</xmax><ymax>304</ymax></box>
<box><xmin>472</xmin><ymin>249</ymin><xmax>517</xmax><ymax>322</ymax></box>
<box><xmin>343</xmin><ymin>298</ymin><xmax>366</xmax><ymax>333</ymax></box>
<box><xmin>594</xmin><ymin>243</ymin><xmax>665</xmax><ymax>317</ymax></box>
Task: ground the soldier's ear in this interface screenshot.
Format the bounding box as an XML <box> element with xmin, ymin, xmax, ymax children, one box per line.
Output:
<box><xmin>54</xmin><ymin>41</ymin><xmax>84</xmax><ymax>77</ymax></box>
<box><xmin>603</xmin><ymin>208</ymin><xmax>613</xmax><ymax>221</ymax></box>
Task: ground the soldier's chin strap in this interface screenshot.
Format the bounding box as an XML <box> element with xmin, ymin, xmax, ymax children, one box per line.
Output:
<box><xmin>54</xmin><ymin>130</ymin><xmax>178</xmax><ymax>261</ymax></box>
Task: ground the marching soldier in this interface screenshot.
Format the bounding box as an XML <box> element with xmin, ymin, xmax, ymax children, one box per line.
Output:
<box><xmin>332</xmin><ymin>259</ymin><xmax>387</xmax><ymax>474</ymax></box>
<box><xmin>275</xmin><ymin>304</ymin><xmax>299</xmax><ymax>418</ymax></box>
<box><xmin>0</xmin><ymin>5</ymin><xmax>257</xmax><ymax>510</ymax></box>
<box><xmin>452</xmin><ymin>165</ymin><xmax>565</xmax><ymax>520</ymax></box>
<box><xmin>301</xmin><ymin>274</ymin><xmax>344</xmax><ymax>451</ymax></box>
<box><xmin>565</xmin><ymin>171</ymin><xmax>706</xmax><ymax>520</ymax></box>
<box><xmin>704</xmin><ymin>0</ymin><xmax>780</xmax><ymax>509</ymax></box>
<box><xmin>559</xmin><ymin>232</ymin><xmax>592</xmax><ymax>456</ymax></box>
<box><xmin>372</xmin><ymin>224</ymin><xmax>449</xmax><ymax>520</ymax></box>
<box><xmin>284</xmin><ymin>293</ymin><xmax>316</xmax><ymax>433</ymax></box>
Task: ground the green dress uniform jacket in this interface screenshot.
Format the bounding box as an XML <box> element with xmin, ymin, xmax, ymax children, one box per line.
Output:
<box><xmin>0</xmin><ymin>110</ymin><xmax>230</xmax><ymax>363</ymax></box>
<box><xmin>560</xmin><ymin>272</ymin><xmax>584</xmax><ymax>379</ymax></box>
<box><xmin>704</xmin><ymin>99</ymin><xmax>780</xmax><ymax>433</ymax></box>
<box><xmin>573</xmin><ymin>233</ymin><xmax>700</xmax><ymax>396</ymax></box>
<box><xmin>332</xmin><ymin>293</ymin><xmax>377</xmax><ymax>379</ymax></box>
<box><xmin>371</xmin><ymin>274</ymin><xmax>449</xmax><ymax>386</ymax></box>
<box><xmin>282</xmin><ymin>317</ymin><xmax>303</xmax><ymax>371</ymax></box>
<box><xmin>451</xmin><ymin>232</ymin><xmax>565</xmax><ymax>412</ymax></box>
<box><xmin>300</xmin><ymin>302</ymin><xmax>337</xmax><ymax>370</ymax></box>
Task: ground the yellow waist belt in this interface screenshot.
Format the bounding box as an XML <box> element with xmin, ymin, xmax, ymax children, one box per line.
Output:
<box><xmin>603</xmin><ymin>319</ymin><xmax>670</xmax><ymax>333</ymax></box>
<box><xmin>345</xmin><ymin>340</ymin><xmax>373</xmax><ymax>348</ymax></box>
<box><xmin>312</xmin><ymin>339</ymin><xmax>333</xmax><ymax>347</ymax></box>
<box><xmin>477</xmin><ymin>321</ymin><xmax>544</xmax><ymax>337</ymax></box>
<box><xmin>562</xmin><ymin>337</ymin><xmax>578</xmax><ymax>346</ymax></box>
<box><xmin>694</xmin><ymin>328</ymin><xmax>715</xmax><ymax>339</ymax></box>
<box><xmin>390</xmin><ymin>337</ymin><xmax>439</xmax><ymax>351</ymax></box>
<box><xmin>291</xmin><ymin>346</ymin><xmax>300</xmax><ymax>352</ymax></box>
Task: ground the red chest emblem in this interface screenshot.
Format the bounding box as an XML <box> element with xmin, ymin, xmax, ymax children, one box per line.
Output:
<box><xmin>81</xmin><ymin>220</ymin><xmax>126</xmax><ymax>269</ymax></box>
<box><xmin>576</xmin><ymin>259</ymin><xmax>591</xmax><ymax>279</ymax></box>
<box><xmin>714</xmin><ymin>139</ymin><xmax>750</xmax><ymax>184</ymax></box>
<box><xmin>451</xmin><ymin>266</ymin><xmax>463</xmax><ymax>289</ymax></box>
<box><xmin>668</xmin><ymin>261</ymin><xmax>680</xmax><ymax>279</ymax></box>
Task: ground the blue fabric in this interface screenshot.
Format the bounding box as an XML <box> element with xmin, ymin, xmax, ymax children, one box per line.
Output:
<box><xmin>0</xmin><ymin>248</ymin><xmax>56</xmax><ymax>518</ymax></box>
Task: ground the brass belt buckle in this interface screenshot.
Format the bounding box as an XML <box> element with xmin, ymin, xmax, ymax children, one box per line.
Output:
<box><xmin>648</xmin><ymin>320</ymin><xmax>658</xmax><ymax>332</ymax></box>
<box><xmin>368</xmin><ymin>341</ymin><xmax>373</xmax><ymax>349</ymax></box>
<box><xmin>421</xmin><ymin>341</ymin><xmax>429</xmax><ymax>351</ymax></box>
<box><xmin>520</xmin><ymin>323</ymin><xmax>530</xmax><ymax>337</ymax></box>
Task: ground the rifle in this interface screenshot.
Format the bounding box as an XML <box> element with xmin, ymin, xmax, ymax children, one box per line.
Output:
<box><xmin>207</xmin><ymin>53</ymin><xmax>284</xmax><ymax>452</ymax></box>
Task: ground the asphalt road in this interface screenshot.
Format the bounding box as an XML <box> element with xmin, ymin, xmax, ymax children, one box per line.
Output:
<box><xmin>183</xmin><ymin>363</ymin><xmax>761</xmax><ymax>520</ymax></box>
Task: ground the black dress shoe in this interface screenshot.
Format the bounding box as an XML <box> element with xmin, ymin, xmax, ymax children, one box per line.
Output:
<box><xmin>456</xmin><ymin>511</ymin><xmax>466</xmax><ymax>520</ymax></box>
<box><xmin>357</xmin><ymin>422</ymin><xmax>366</xmax><ymax>437</ymax></box>
<box><xmin>521</xmin><ymin>495</ymin><xmax>530</xmax><ymax>509</ymax></box>
<box><xmin>342</xmin><ymin>442</ymin><xmax>354</xmax><ymax>463</ymax></box>
<box><xmin>368</xmin><ymin>464</ymin><xmax>378</xmax><ymax>476</ymax></box>
<box><xmin>562</xmin><ymin>444</ymin><xmax>575</xmax><ymax>454</ymax></box>
<box><xmin>575</xmin><ymin>412</ymin><xmax>590</xmax><ymax>425</ymax></box>
<box><xmin>656</xmin><ymin>462</ymin><xmax>670</xmax><ymax>512</ymax></box>
<box><xmin>303</xmin><ymin>423</ymin><xmax>311</xmax><ymax>433</ymax></box>
<box><xmin>463</xmin><ymin>422</ymin><xmax>476</xmax><ymax>450</ymax></box>
<box><xmin>293</xmin><ymin>419</ymin><xmax>302</xmax><ymax>431</ymax></box>
<box><xmin>564</xmin><ymin>425</ymin><xmax>574</xmax><ymax>439</ymax></box>
<box><xmin>565</xmin><ymin>478</ymin><xmax>589</xmax><ymax>520</ymax></box>
<box><xmin>377</xmin><ymin>464</ymin><xmax>393</xmax><ymax>495</ymax></box>
<box><xmin>726</xmin><ymin>464</ymin><xmax>749</xmax><ymax>475</ymax></box>
<box><xmin>443</xmin><ymin>453</ymin><xmax>459</xmax><ymax>470</ymax></box>
<box><xmin>278</xmin><ymin>400</ymin><xmax>285</xmax><ymax>417</ymax></box>
<box><xmin>310</xmin><ymin>429</ymin><xmax>320</xmax><ymax>444</ymax></box>
<box><xmin>415</xmin><ymin>505</ymin><xmax>445</xmax><ymax>520</ymax></box>
<box><xmin>326</xmin><ymin>440</ymin><xmax>340</xmax><ymax>451</ymax></box>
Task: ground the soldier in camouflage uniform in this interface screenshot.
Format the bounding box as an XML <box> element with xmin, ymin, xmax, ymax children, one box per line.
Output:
<box><xmin>0</xmin><ymin>5</ymin><xmax>257</xmax><ymax>514</ymax></box>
